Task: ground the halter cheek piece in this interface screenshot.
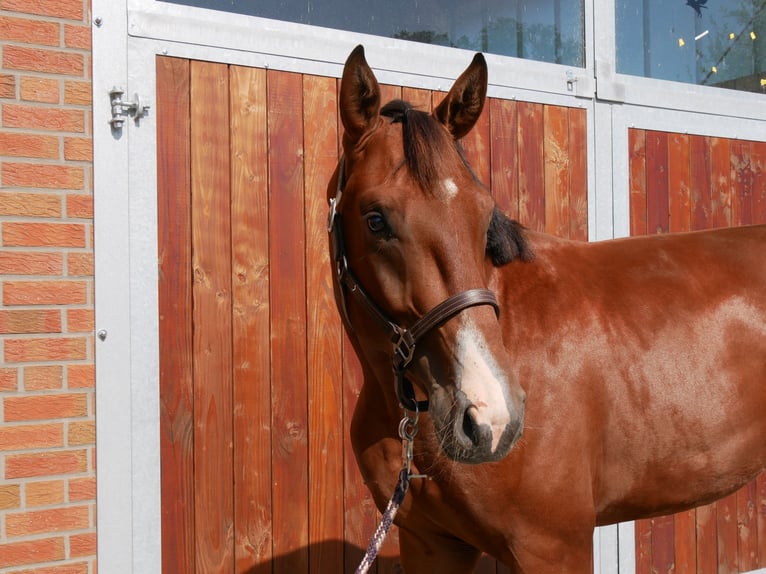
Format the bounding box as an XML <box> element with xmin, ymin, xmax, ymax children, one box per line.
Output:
<box><xmin>327</xmin><ymin>157</ymin><xmax>500</xmax><ymax>412</ymax></box>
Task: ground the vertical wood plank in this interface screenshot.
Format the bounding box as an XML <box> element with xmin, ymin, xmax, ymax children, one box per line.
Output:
<box><xmin>568</xmin><ymin>107</ymin><xmax>588</xmax><ymax>241</ymax></box>
<box><xmin>674</xmin><ymin>510</ymin><xmax>697</xmax><ymax>574</ymax></box>
<box><xmin>636</xmin><ymin>519</ymin><xmax>653</xmax><ymax>573</ymax></box>
<box><xmin>190</xmin><ymin>60</ymin><xmax>235</xmax><ymax>573</ymax></box>
<box><xmin>651</xmin><ymin>515</ymin><xmax>676</xmax><ymax>574</ymax></box>
<box><xmin>517</xmin><ymin>102</ymin><xmax>545</xmax><ymax>231</ymax></box>
<box><xmin>690</xmin><ymin>136</ymin><xmax>712</xmax><ymax>231</ymax></box>
<box><xmin>710</xmin><ymin>137</ymin><xmax>732</xmax><ymax>229</ymax></box>
<box><xmin>463</xmin><ymin>102</ymin><xmax>491</xmax><ymax>186</ymax></box>
<box><xmin>230</xmin><ymin>65</ymin><xmax>273</xmax><ymax>571</ymax></box>
<box><xmin>303</xmin><ymin>73</ymin><xmax>345</xmax><ymax>574</ymax></box>
<box><xmin>736</xmin><ymin>481</ymin><xmax>759</xmax><ymax>571</ymax></box>
<box><xmin>753</xmin><ymin>142</ymin><xmax>766</xmax><ymax>225</ymax></box>
<box><xmin>696</xmin><ymin>503</ymin><xmax>718</xmax><ymax>573</ymax></box>
<box><xmin>489</xmin><ymin>98</ymin><xmax>519</xmax><ymax>219</ymax></box>
<box><xmin>402</xmin><ymin>86</ymin><xmax>432</xmax><ymax>112</ymax></box>
<box><xmin>668</xmin><ymin>132</ymin><xmax>691</xmax><ymax>233</ymax></box>
<box><xmin>758</xmin><ymin>472</ymin><xmax>766</xmax><ymax>566</ymax></box>
<box><xmin>268</xmin><ymin>69</ymin><xmax>310</xmax><ymax>574</ymax></box>
<box><xmin>379</xmin><ymin>84</ymin><xmax>402</xmax><ymax>108</ymax></box>
<box><xmin>717</xmin><ymin>494</ymin><xmax>739</xmax><ymax>573</ymax></box>
<box><xmin>629</xmin><ymin>129</ymin><xmax>647</xmax><ymax>235</ymax></box>
<box><xmin>543</xmin><ymin>105</ymin><xmax>570</xmax><ymax>238</ymax></box>
<box><xmin>645</xmin><ymin>130</ymin><xmax>669</xmax><ymax>235</ymax></box>
<box><xmin>156</xmin><ymin>56</ymin><xmax>195</xmax><ymax>574</ymax></box>
<box><xmin>730</xmin><ymin>140</ymin><xmax>753</xmax><ymax>226</ymax></box>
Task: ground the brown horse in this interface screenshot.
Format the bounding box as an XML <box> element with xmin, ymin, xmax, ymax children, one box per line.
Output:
<box><xmin>328</xmin><ymin>45</ymin><xmax>766</xmax><ymax>573</ymax></box>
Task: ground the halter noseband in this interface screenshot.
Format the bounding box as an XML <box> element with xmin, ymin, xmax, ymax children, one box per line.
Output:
<box><xmin>327</xmin><ymin>157</ymin><xmax>500</xmax><ymax>412</ymax></box>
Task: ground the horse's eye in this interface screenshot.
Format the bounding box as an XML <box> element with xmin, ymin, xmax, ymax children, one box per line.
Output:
<box><xmin>365</xmin><ymin>212</ymin><xmax>387</xmax><ymax>234</ymax></box>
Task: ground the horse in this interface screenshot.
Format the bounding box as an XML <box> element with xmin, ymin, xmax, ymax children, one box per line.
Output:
<box><xmin>327</xmin><ymin>45</ymin><xmax>766</xmax><ymax>572</ymax></box>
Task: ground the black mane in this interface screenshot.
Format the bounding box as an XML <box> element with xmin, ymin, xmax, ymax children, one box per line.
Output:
<box><xmin>380</xmin><ymin>99</ymin><xmax>532</xmax><ymax>267</ymax></box>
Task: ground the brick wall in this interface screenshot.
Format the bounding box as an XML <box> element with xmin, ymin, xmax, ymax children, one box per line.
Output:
<box><xmin>0</xmin><ymin>0</ymin><xmax>96</xmax><ymax>573</ymax></box>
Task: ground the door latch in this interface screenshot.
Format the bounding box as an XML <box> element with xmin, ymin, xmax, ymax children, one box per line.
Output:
<box><xmin>109</xmin><ymin>87</ymin><xmax>150</xmax><ymax>129</ymax></box>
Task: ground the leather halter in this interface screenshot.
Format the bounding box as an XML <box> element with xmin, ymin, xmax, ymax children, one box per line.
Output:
<box><xmin>327</xmin><ymin>156</ymin><xmax>500</xmax><ymax>412</ymax></box>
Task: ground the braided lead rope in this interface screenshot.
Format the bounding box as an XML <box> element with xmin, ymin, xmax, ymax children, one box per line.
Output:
<box><xmin>355</xmin><ymin>468</ymin><xmax>410</xmax><ymax>574</ymax></box>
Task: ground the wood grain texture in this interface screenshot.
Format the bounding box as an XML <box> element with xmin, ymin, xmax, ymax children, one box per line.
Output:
<box><xmin>668</xmin><ymin>132</ymin><xmax>691</xmax><ymax>233</ymax></box>
<box><xmin>645</xmin><ymin>130</ymin><xmax>669</xmax><ymax>235</ymax></box>
<box><xmin>489</xmin><ymin>98</ymin><xmax>519</xmax><ymax>219</ymax></box>
<box><xmin>629</xmin><ymin>129</ymin><xmax>648</xmax><ymax>236</ymax></box>
<box><xmin>674</xmin><ymin>509</ymin><xmax>697</xmax><ymax>574</ymax></box>
<box><xmin>190</xmin><ymin>59</ymin><xmax>235</xmax><ymax>573</ymax></box>
<box><xmin>730</xmin><ymin>140</ymin><xmax>752</xmax><ymax>227</ymax></box>
<box><xmin>267</xmin><ymin>68</ymin><xmax>310</xmax><ymax>574</ymax></box>
<box><xmin>156</xmin><ymin>56</ymin><xmax>195</xmax><ymax>574</ymax></box>
<box><xmin>568</xmin><ymin>107</ymin><xmax>588</xmax><ymax>241</ymax></box>
<box><xmin>303</xmin><ymin>73</ymin><xmax>345</xmax><ymax>574</ymax></box>
<box><xmin>517</xmin><ymin>102</ymin><xmax>545</xmax><ymax>231</ymax></box>
<box><xmin>690</xmin><ymin>135</ymin><xmax>712</xmax><ymax>231</ymax></box>
<box><xmin>543</xmin><ymin>105</ymin><xmax>570</xmax><ymax>238</ymax></box>
<box><xmin>229</xmin><ymin>65</ymin><xmax>273</xmax><ymax>571</ymax></box>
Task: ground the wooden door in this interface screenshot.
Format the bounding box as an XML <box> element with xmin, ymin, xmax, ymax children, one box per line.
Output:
<box><xmin>629</xmin><ymin>129</ymin><xmax>766</xmax><ymax>573</ymax></box>
<box><xmin>155</xmin><ymin>55</ymin><xmax>588</xmax><ymax>573</ymax></box>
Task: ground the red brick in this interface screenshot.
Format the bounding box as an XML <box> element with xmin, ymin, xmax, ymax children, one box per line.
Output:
<box><xmin>0</xmin><ymin>73</ymin><xmax>15</xmax><ymax>98</ymax></box>
<box><xmin>6</xmin><ymin>505</ymin><xmax>90</xmax><ymax>536</ymax></box>
<box><xmin>5</xmin><ymin>337</ymin><xmax>87</xmax><ymax>362</ymax></box>
<box><xmin>25</xmin><ymin>479</ymin><xmax>65</xmax><ymax>506</ymax></box>
<box><xmin>67</xmin><ymin>420</ymin><xmax>93</xmax><ymax>446</ymax></box>
<box><xmin>0</xmin><ymin>423</ymin><xmax>63</xmax><ymax>450</ymax></box>
<box><xmin>0</xmin><ymin>309</ymin><xmax>61</xmax><ymax>333</ymax></box>
<box><xmin>3</xmin><ymin>222</ymin><xmax>86</xmax><ymax>247</ymax></box>
<box><xmin>4</xmin><ymin>394</ymin><xmax>88</xmax><ymax>422</ymax></box>
<box><xmin>63</xmin><ymin>81</ymin><xmax>90</xmax><ymax>106</ymax></box>
<box><xmin>64</xmin><ymin>24</ymin><xmax>90</xmax><ymax>50</ymax></box>
<box><xmin>68</xmin><ymin>476</ymin><xmax>95</xmax><ymax>502</ymax></box>
<box><xmin>5</xmin><ymin>450</ymin><xmax>87</xmax><ymax>479</ymax></box>
<box><xmin>0</xmin><ymin>483</ymin><xmax>20</xmax><ymax>509</ymax></box>
<box><xmin>10</xmin><ymin>562</ymin><xmax>90</xmax><ymax>574</ymax></box>
<box><xmin>66</xmin><ymin>308</ymin><xmax>93</xmax><ymax>332</ymax></box>
<box><xmin>0</xmin><ymin>132</ymin><xmax>59</xmax><ymax>159</ymax></box>
<box><xmin>24</xmin><ymin>365</ymin><xmax>63</xmax><ymax>390</ymax></box>
<box><xmin>69</xmin><ymin>532</ymin><xmax>96</xmax><ymax>557</ymax></box>
<box><xmin>0</xmin><ymin>15</ymin><xmax>59</xmax><ymax>46</ymax></box>
<box><xmin>0</xmin><ymin>0</ymin><xmax>83</xmax><ymax>19</ymax></box>
<box><xmin>0</xmin><ymin>251</ymin><xmax>63</xmax><ymax>275</ymax></box>
<box><xmin>0</xmin><ymin>367</ymin><xmax>18</xmax><ymax>391</ymax></box>
<box><xmin>66</xmin><ymin>252</ymin><xmax>92</xmax><ymax>276</ymax></box>
<box><xmin>3</xmin><ymin>104</ymin><xmax>84</xmax><ymax>132</ymax></box>
<box><xmin>0</xmin><ymin>191</ymin><xmax>61</xmax><ymax>216</ymax></box>
<box><xmin>20</xmin><ymin>75</ymin><xmax>60</xmax><ymax>103</ymax></box>
<box><xmin>2</xmin><ymin>163</ymin><xmax>85</xmax><ymax>190</ymax></box>
<box><xmin>3</xmin><ymin>46</ymin><xmax>84</xmax><ymax>76</ymax></box>
<box><xmin>0</xmin><ymin>537</ymin><xmax>65</xmax><ymax>568</ymax></box>
<box><xmin>63</xmin><ymin>138</ymin><xmax>91</xmax><ymax>162</ymax></box>
<box><xmin>67</xmin><ymin>364</ymin><xmax>93</xmax><ymax>389</ymax></box>
<box><xmin>66</xmin><ymin>193</ymin><xmax>92</xmax><ymax>217</ymax></box>
<box><xmin>3</xmin><ymin>280</ymin><xmax>87</xmax><ymax>305</ymax></box>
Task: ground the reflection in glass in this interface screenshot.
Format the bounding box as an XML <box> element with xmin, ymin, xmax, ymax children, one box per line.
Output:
<box><xmin>159</xmin><ymin>0</ymin><xmax>585</xmax><ymax>67</ymax></box>
<box><xmin>617</xmin><ymin>0</ymin><xmax>766</xmax><ymax>93</ymax></box>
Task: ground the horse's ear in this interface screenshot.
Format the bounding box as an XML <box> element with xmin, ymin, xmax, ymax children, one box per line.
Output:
<box><xmin>340</xmin><ymin>45</ymin><xmax>381</xmax><ymax>145</ymax></box>
<box><xmin>433</xmin><ymin>53</ymin><xmax>488</xmax><ymax>140</ymax></box>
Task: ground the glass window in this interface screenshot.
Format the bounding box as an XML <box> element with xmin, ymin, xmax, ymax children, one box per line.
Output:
<box><xmin>159</xmin><ymin>0</ymin><xmax>585</xmax><ymax>67</ymax></box>
<box><xmin>616</xmin><ymin>0</ymin><xmax>766</xmax><ymax>94</ymax></box>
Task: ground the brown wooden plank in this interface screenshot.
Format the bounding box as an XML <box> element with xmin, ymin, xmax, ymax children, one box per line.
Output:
<box><xmin>267</xmin><ymin>68</ymin><xmax>310</xmax><ymax>574</ymax></box>
<box><xmin>517</xmin><ymin>102</ymin><xmax>545</xmax><ymax>231</ymax></box>
<box><xmin>156</xmin><ymin>56</ymin><xmax>195</xmax><ymax>574</ymax></box>
<box><xmin>668</xmin><ymin>132</ymin><xmax>691</xmax><ymax>233</ymax></box>
<box><xmin>229</xmin><ymin>65</ymin><xmax>273</xmax><ymax>571</ymax></box>
<box><xmin>758</xmin><ymin>472</ymin><xmax>766</xmax><ymax>566</ymax></box>
<box><xmin>567</xmin><ymin>107</ymin><xmax>588</xmax><ymax>241</ymax></box>
<box><xmin>635</xmin><ymin>518</ymin><xmax>653</xmax><ymax>572</ymax></box>
<box><xmin>303</xmin><ymin>73</ymin><xmax>345</xmax><ymax>574</ymax></box>
<box><xmin>690</xmin><ymin>135</ymin><xmax>712</xmax><ymax>231</ymax></box>
<box><xmin>379</xmin><ymin>84</ymin><xmax>402</xmax><ymax>108</ymax></box>
<box><xmin>731</xmin><ymin>140</ymin><xmax>753</xmax><ymax>226</ymax></box>
<box><xmin>710</xmin><ymin>137</ymin><xmax>732</xmax><ymax>229</ymax></box>
<box><xmin>402</xmin><ymin>86</ymin><xmax>432</xmax><ymax>112</ymax></box>
<box><xmin>629</xmin><ymin>129</ymin><xmax>647</xmax><ymax>236</ymax></box>
<box><xmin>645</xmin><ymin>130</ymin><xmax>669</xmax><ymax>235</ymax></box>
<box><xmin>651</xmin><ymin>515</ymin><xmax>675</xmax><ymax>574</ymax></box>
<box><xmin>489</xmin><ymin>98</ymin><xmax>518</xmax><ymax>219</ymax></box>
<box><xmin>696</xmin><ymin>503</ymin><xmax>718</xmax><ymax>572</ymax></box>
<box><xmin>736</xmin><ymin>481</ymin><xmax>759</xmax><ymax>570</ymax></box>
<box><xmin>543</xmin><ymin>105</ymin><xmax>570</xmax><ymax>238</ymax></box>
<box><xmin>190</xmin><ymin>59</ymin><xmax>235</xmax><ymax>573</ymax></box>
<box><xmin>717</xmin><ymin>493</ymin><xmax>739</xmax><ymax>572</ymax></box>
<box><xmin>674</xmin><ymin>509</ymin><xmax>697</xmax><ymax>574</ymax></box>
<box><xmin>753</xmin><ymin>141</ymin><xmax>766</xmax><ymax>225</ymax></box>
<box><xmin>463</xmin><ymin>101</ymin><xmax>491</xmax><ymax>186</ymax></box>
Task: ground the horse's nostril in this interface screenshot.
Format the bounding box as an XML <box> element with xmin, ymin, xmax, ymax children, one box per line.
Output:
<box><xmin>462</xmin><ymin>406</ymin><xmax>480</xmax><ymax>446</ymax></box>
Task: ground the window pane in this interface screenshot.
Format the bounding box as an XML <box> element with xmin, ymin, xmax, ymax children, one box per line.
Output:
<box><xmin>616</xmin><ymin>0</ymin><xmax>766</xmax><ymax>94</ymax></box>
<box><xmin>159</xmin><ymin>0</ymin><xmax>585</xmax><ymax>67</ymax></box>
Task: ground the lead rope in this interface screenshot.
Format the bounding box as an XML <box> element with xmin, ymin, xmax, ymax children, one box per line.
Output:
<box><xmin>355</xmin><ymin>409</ymin><xmax>425</xmax><ymax>574</ymax></box>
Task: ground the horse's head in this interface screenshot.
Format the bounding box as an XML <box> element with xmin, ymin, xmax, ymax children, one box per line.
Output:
<box><xmin>329</xmin><ymin>46</ymin><xmax>526</xmax><ymax>464</ymax></box>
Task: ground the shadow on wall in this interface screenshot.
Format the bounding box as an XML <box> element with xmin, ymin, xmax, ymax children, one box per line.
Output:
<box><xmin>242</xmin><ymin>540</ymin><xmax>404</xmax><ymax>574</ymax></box>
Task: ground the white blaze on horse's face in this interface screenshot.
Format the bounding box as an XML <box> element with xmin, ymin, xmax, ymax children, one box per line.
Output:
<box><xmin>455</xmin><ymin>319</ymin><xmax>514</xmax><ymax>454</ymax></box>
<box><xmin>439</xmin><ymin>178</ymin><xmax>459</xmax><ymax>202</ymax></box>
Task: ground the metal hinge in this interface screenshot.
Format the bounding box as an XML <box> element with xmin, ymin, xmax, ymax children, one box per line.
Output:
<box><xmin>109</xmin><ymin>86</ymin><xmax>150</xmax><ymax>129</ymax></box>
